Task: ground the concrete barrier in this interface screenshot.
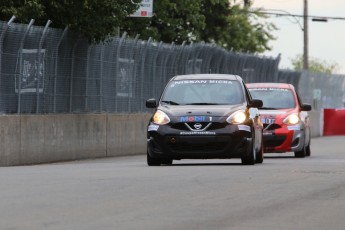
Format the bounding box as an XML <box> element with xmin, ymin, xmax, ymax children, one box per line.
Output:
<box><xmin>0</xmin><ymin>115</ymin><xmax>21</xmax><ymax>166</ymax></box>
<box><xmin>309</xmin><ymin>110</ymin><xmax>323</xmax><ymax>138</ymax></box>
<box><xmin>106</xmin><ymin>114</ymin><xmax>151</xmax><ymax>157</ymax></box>
<box><xmin>0</xmin><ymin>111</ymin><xmax>322</xmax><ymax>166</ymax></box>
<box><xmin>0</xmin><ymin>113</ymin><xmax>151</xmax><ymax>166</ymax></box>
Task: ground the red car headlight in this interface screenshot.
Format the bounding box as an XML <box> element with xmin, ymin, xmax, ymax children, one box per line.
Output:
<box><xmin>283</xmin><ymin>113</ymin><xmax>300</xmax><ymax>125</ymax></box>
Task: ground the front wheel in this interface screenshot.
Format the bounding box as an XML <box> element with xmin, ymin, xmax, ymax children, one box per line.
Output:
<box><xmin>255</xmin><ymin>137</ymin><xmax>264</xmax><ymax>164</ymax></box>
<box><xmin>147</xmin><ymin>151</ymin><xmax>161</xmax><ymax>166</ymax></box>
<box><xmin>161</xmin><ymin>159</ymin><xmax>173</xmax><ymax>165</ymax></box>
<box><xmin>294</xmin><ymin>145</ymin><xmax>306</xmax><ymax>158</ymax></box>
<box><xmin>306</xmin><ymin>143</ymin><xmax>311</xmax><ymax>157</ymax></box>
<box><xmin>241</xmin><ymin>138</ymin><xmax>256</xmax><ymax>165</ymax></box>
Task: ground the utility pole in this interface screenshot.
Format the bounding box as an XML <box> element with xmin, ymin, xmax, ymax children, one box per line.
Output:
<box><xmin>303</xmin><ymin>0</ymin><xmax>309</xmax><ymax>70</ymax></box>
<box><xmin>244</xmin><ymin>0</ymin><xmax>251</xmax><ymax>7</ymax></box>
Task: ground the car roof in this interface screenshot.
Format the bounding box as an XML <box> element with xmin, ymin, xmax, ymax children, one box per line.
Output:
<box><xmin>246</xmin><ymin>82</ymin><xmax>294</xmax><ymax>90</ymax></box>
<box><xmin>171</xmin><ymin>74</ymin><xmax>241</xmax><ymax>81</ymax></box>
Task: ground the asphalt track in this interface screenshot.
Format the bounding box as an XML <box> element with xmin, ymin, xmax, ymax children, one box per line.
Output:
<box><xmin>1</xmin><ymin>136</ymin><xmax>345</xmax><ymax>230</ymax></box>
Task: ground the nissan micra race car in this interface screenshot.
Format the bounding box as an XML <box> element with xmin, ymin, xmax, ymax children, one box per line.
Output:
<box><xmin>247</xmin><ymin>83</ymin><xmax>312</xmax><ymax>158</ymax></box>
<box><xmin>145</xmin><ymin>74</ymin><xmax>264</xmax><ymax>166</ymax></box>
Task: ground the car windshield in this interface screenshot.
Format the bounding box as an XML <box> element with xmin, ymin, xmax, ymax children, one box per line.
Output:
<box><xmin>249</xmin><ymin>87</ymin><xmax>296</xmax><ymax>109</ymax></box>
<box><xmin>161</xmin><ymin>79</ymin><xmax>244</xmax><ymax>105</ymax></box>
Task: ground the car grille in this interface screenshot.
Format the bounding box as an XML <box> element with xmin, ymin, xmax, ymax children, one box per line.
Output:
<box><xmin>264</xmin><ymin>123</ymin><xmax>281</xmax><ymax>131</ymax></box>
<box><xmin>169</xmin><ymin>141</ymin><xmax>227</xmax><ymax>153</ymax></box>
<box><xmin>264</xmin><ymin>135</ymin><xmax>286</xmax><ymax>147</ymax></box>
<box><xmin>170</xmin><ymin>122</ymin><xmax>227</xmax><ymax>131</ymax></box>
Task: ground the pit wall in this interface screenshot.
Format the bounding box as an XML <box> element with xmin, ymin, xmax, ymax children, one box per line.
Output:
<box><xmin>0</xmin><ymin>112</ymin><xmax>321</xmax><ymax>166</ymax></box>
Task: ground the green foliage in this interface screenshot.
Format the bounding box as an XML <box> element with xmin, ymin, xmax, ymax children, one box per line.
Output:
<box><xmin>121</xmin><ymin>0</ymin><xmax>205</xmax><ymax>44</ymax></box>
<box><xmin>290</xmin><ymin>55</ymin><xmax>340</xmax><ymax>74</ymax></box>
<box><xmin>0</xmin><ymin>0</ymin><xmax>45</xmax><ymax>22</ymax></box>
<box><xmin>0</xmin><ymin>0</ymin><xmax>276</xmax><ymax>52</ymax></box>
<box><xmin>123</xmin><ymin>0</ymin><xmax>276</xmax><ymax>53</ymax></box>
<box><xmin>221</xmin><ymin>5</ymin><xmax>277</xmax><ymax>53</ymax></box>
<box><xmin>199</xmin><ymin>0</ymin><xmax>231</xmax><ymax>44</ymax></box>
<box><xmin>0</xmin><ymin>0</ymin><xmax>141</xmax><ymax>43</ymax></box>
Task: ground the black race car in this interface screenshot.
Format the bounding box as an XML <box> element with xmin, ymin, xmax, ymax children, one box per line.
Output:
<box><xmin>145</xmin><ymin>74</ymin><xmax>264</xmax><ymax>166</ymax></box>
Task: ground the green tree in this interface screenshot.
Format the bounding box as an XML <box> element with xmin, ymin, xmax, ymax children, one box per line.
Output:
<box><xmin>199</xmin><ymin>0</ymin><xmax>231</xmax><ymax>45</ymax></box>
<box><xmin>199</xmin><ymin>0</ymin><xmax>276</xmax><ymax>53</ymax></box>
<box><xmin>121</xmin><ymin>0</ymin><xmax>205</xmax><ymax>44</ymax></box>
<box><xmin>290</xmin><ymin>55</ymin><xmax>340</xmax><ymax>74</ymax></box>
<box><xmin>0</xmin><ymin>0</ymin><xmax>45</xmax><ymax>22</ymax></box>
<box><xmin>123</xmin><ymin>0</ymin><xmax>275</xmax><ymax>53</ymax></box>
<box><xmin>0</xmin><ymin>0</ymin><xmax>141</xmax><ymax>43</ymax></box>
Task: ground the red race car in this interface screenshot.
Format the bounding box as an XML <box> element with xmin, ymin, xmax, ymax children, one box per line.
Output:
<box><xmin>247</xmin><ymin>83</ymin><xmax>312</xmax><ymax>158</ymax></box>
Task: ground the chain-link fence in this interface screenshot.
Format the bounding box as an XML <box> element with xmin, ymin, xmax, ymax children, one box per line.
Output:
<box><xmin>1</xmin><ymin>19</ymin><xmax>344</xmax><ymax>114</ymax></box>
<box><xmin>298</xmin><ymin>70</ymin><xmax>345</xmax><ymax>110</ymax></box>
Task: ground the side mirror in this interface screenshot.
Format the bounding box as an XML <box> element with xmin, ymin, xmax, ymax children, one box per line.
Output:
<box><xmin>301</xmin><ymin>103</ymin><xmax>312</xmax><ymax>111</ymax></box>
<box><xmin>250</xmin><ymin>99</ymin><xmax>263</xmax><ymax>108</ymax></box>
<box><xmin>146</xmin><ymin>98</ymin><xmax>157</xmax><ymax>108</ymax></box>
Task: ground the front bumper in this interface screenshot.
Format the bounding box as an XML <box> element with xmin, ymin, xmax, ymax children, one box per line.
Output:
<box><xmin>263</xmin><ymin>123</ymin><xmax>305</xmax><ymax>153</ymax></box>
<box><xmin>147</xmin><ymin>123</ymin><xmax>253</xmax><ymax>159</ymax></box>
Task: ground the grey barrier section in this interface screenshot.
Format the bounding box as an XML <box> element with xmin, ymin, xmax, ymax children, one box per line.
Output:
<box><xmin>1</xmin><ymin>20</ymin><xmax>282</xmax><ymax>114</ymax></box>
<box><xmin>0</xmin><ymin>114</ymin><xmax>150</xmax><ymax>166</ymax></box>
<box><xmin>1</xmin><ymin>112</ymin><xmax>322</xmax><ymax>166</ymax></box>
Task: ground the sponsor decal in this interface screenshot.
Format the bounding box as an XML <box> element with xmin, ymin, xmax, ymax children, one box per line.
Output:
<box><xmin>261</xmin><ymin>118</ymin><xmax>276</xmax><ymax>124</ymax></box>
<box><xmin>148</xmin><ymin>124</ymin><xmax>159</xmax><ymax>131</ymax></box>
<box><xmin>263</xmin><ymin>132</ymin><xmax>273</xmax><ymax>136</ymax></box>
<box><xmin>174</xmin><ymin>80</ymin><xmax>208</xmax><ymax>85</ymax></box>
<box><xmin>180</xmin><ymin>116</ymin><xmax>206</xmax><ymax>122</ymax></box>
<box><xmin>249</xmin><ymin>88</ymin><xmax>289</xmax><ymax>92</ymax></box>
<box><xmin>259</xmin><ymin>111</ymin><xmax>287</xmax><ymax>115</ymax></box>
<box><xmin>173</xmin><ymin>80</ymin><xmax>233</xmax><ymax>85</ymax></box>
<box><xmin>287</xmin><ymin>125</ymin><xmax>301</xmax><ymax>131</ymax></box>
<box><xmin>180</xmin><ymin>131</ymin><xmax>216</xmax><ymax>135</ymax></box>
<box><xmin>238</xmin><ymin>125</ymin><xmax>251</xmax><ymax>132</ymax></box>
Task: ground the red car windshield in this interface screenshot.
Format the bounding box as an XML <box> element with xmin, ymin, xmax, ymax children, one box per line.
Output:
<box><xmin>249</xmin><ymin>88</ymin><xmax>296</xmax><ymax>109</ymax></box>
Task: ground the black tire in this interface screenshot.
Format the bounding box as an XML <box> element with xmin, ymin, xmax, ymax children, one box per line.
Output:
<box><xmin>241</xmin><ymin>137</ymin><xmax>256</xmax><ymax>165</ymax></box>
<box><xmin>147</xmin><ymin>152</ymin><xmax>161</xmax><ymax>166</ymax></box>
<box><xmin>294</xmin><ymin>145</ymin><xmax>306</xmax><ymax>158</ymax></box>
<box><xmin>306</xmin><ymin>144</ymin><xmax>311</xmax><ymax>157</ymax></box>
<box><xmin>161</xmin><ymin>159</ymin><xmax>173</xmax><ymax>165</ymax></box>
<box><xmin>255</xmin><ymin>137</ymin><xmax>264</xmax><ymax>164</ymax></box>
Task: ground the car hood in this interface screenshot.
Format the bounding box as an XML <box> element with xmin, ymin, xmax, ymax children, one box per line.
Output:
<box><xmin>158</xmin><ymin>104</ymin><xmax>246</xmax><ymax>118</ymax></box>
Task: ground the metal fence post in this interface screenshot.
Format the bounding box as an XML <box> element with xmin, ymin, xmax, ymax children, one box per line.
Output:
<box><xmin>36</xmin><ymin>19</ymin><xmax>52</xmax><ymax>114</ymax></box>
<box><xmin>0</xmin><ymin>16</ymin><xmax>16</xmax><ymax>85</ymax></box>
<box><xmin>140</xmin><ymin>37</ymin><xmax>152</xmax><ymax>111</ymax></box>
<box><xmin>0</xmin><ymin>16</ymin><xmax>16</xmax><ymax>113</ymax></box>
<box><xmin>100</xmin><ymin>45</ymin><xmax>104</xmax><ymax>112</ymax></box>
<box><xmin>85</xmin><ymin>45</ymin><xmax>93</xmax><ymax>112</ymax></box>
<box><xmin>53</xmin><ymin>27</ymin><xmax>68</xmax><ymax>113</ymax></box>
<box><xmin>17</xmin><ymin>19</ymin><xmax>35</xmax><ymax>114</ymax></box>
<box><xmin>115</xmin><ymin>32</ymin><xmax>127</xmax><ymax>112</ymax></box>
<box><xmin>152</xmin><ymin>41</ymin><xmax>163</xmax><ymax>98</ymax></box>
<box><xmin>69</xmin><ymin>37</ymin><xmax>81</xmax><ymax>112</ymax></box>
<box><xmin>127</xmin><ymin>34</ymin><xmax>139</xmax><ymax>112</ymax></box>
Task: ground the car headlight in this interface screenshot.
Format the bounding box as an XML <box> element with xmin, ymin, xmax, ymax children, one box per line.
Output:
<box><xmin>227</xmin><ymin>110</ymin><xmax>247</xmax><ymax>124</ymax></box>
<box><xmin>283</xmin><ymin>113</ymin><xmax>300</xmax><ymax>125</ymax></box>
<box><xmin>152</xmin><ymin>110</ymin><xmax>170</xmax><ymax>125</ymax></box>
